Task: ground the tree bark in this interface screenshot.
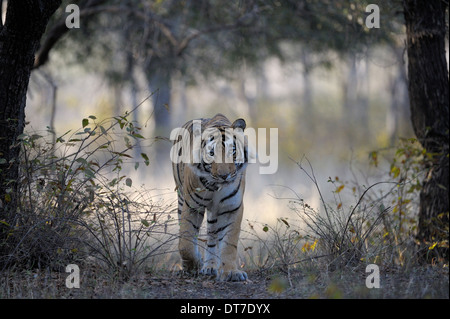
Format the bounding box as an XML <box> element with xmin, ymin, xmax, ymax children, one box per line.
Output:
<box><xmin>0</xmin><ymin>0</ymin><xmax>61</xmax><ymax>219</ymax></box>
<box><xmin>146</xmin><ymin>62</ymin><xmax>172</xmax><ymax>169</ymax></box>
<box><xmin>403</xmin><ymin>0</ymin><xmax>449</xmax><ymax>261</ymax></box>
<box><xmin>148</xmin><ymin>69</ymin><xmax>172</xmax><ymax>131</ymax></box>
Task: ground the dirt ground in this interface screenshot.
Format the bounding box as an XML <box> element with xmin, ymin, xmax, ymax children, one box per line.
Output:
<box><xmin>1</xmin><ymin>265</ymin><xmax>448</xmax><ymax>299</ymax></box>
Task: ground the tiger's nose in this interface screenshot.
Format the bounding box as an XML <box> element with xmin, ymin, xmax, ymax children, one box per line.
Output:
<box><xmin>219</xmin><ymin>174</ymin><xmax>229</xmax><ymax>181</ymax></box>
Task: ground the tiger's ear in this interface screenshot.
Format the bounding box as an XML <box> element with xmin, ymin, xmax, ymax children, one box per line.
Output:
<box><xmin>232</xmin><ymin>118</ymin><xmax>246</xmax><ymax>130</ymax></box>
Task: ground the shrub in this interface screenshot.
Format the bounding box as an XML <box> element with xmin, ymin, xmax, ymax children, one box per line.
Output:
<box><xmin>0</xmin><ymin>109</ymin><xmax>176</xmax><ymax>277</ymax></box>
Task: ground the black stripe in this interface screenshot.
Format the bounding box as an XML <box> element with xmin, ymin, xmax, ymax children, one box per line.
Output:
<box><xmin>193</xmin><ymin>191</ymin><xmax>211</xmax><ymax>202</ymax></box>
<box><xmin>200</xmin><ymin>177</ymin><xmax>218</xmax><ymax>191</ymax></box>
<box><xmin>243</xmin><ymin>144</ymin><xmax>248</xmax><ymax>163</ymax></box>
<box><xmin>185</xmin><ymin>200</ymin><xmax>193</xmax><ymax>209</ymax></box>
<box><xmin>209</xmin><ymin>222</ymin><xmax>233</xmax><ymax>235</ymax></box>
<box><xmin>218</xmin><ymin>201</ymin><xmax>242</xmax><ymax>216</ymax></box>
<box><xmin>207</xmin><ymin>219</ymin><xmax>217</xmax><ymax>224</ymax></box>
<box><xmin>218</xmin><ymin>232</ymin><xmax>228</xmax><ymax>242</ymax></box>
<box><xmin>186</xmin><ymin>219</ymin><xmax>200</xmax><ymax>230</ymax></box>
<box><xmin>207</xmin><ymin>244</ymin><xmax>216</xmax><ymax>248</ymax></box>
<box><xmin>184</xmin><ymin>196</ymin><xmax>206</xmax><ymax>215</ymax></box>
<box><xmin>202</xmin><ymin>161</ymin><xmax>211</xmax><ymax>172</ymax></box>
<box><xmin>188</xmin><ymin>191</ymin><xmax>204</xmax><ymax>207</ymax></box>
<box><xmin>217</xmin><ymin>232</ymin><xmax>237</xmax><ymax>247</ymax></box>
<box><xmin>176</xmin><ymin>163</ymin><xmax>182</xmax><ymax>185</ymax></box>
<box><xmin>220</xmin><ymin>176</ymin><xmax>242</xmax><ymax>203</ymax></box>
<box><xmin>186</xmin><ymin>178</ymin><xmax>204</xmax><ymax>207</ymax></box>
<box><xmin>225</xmin><ymin>242</ymin><xmax>238</xmax><ymax>249</ymax></box>
<box><xmin>188</xmin><ymin>176</ymin><xmax>195</xmax><ymax>193</ymax></box>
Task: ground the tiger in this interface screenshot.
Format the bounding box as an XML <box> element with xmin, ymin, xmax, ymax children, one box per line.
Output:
<box><xmin>171</xmin><ymin>113</ymin><xmax>249</xmax><ymax>281</ymax></box>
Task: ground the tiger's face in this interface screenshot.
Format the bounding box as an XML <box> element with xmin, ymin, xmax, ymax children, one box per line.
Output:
<box><xmin>192</xmin><ymin>118</ymin><xmax>247</xmax><ymax>183</ymax></box>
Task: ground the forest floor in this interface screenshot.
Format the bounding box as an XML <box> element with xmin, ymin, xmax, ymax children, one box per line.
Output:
<box><xmin>1</xmin><ymin>263</ymin><xmax>448</xmax><ymax>299</ymax></box>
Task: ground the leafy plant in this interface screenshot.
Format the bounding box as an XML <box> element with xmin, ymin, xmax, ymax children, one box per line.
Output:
<box><xmin>368</xmin><ymin>138</ymin><xmax>448</xmax><ymax>264</ymax></box>
<box><xmin>0</xmin><ymin>106</ymin><xmax>176</xmax><ymax>276</ymax></box>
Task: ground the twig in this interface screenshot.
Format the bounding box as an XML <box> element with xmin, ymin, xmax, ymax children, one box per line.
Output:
<box><xmin>339</xmin><ymin>181</ymin><xmax>398</xmax><ymax>251</ymax></box>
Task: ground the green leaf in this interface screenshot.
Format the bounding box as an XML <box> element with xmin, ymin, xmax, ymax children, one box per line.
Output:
<box><xmin>126</xmin><ymin>178</ymin><xmax>132</xmax><ymax>187</ymax></box>
<box><xmin>99</xmin><ymin>125</ymin><xmax>107</xmax><ymax>135</ymax></box>
<box><xmin>17</xmin><ymin>133</ymin><xmax>28</xmax><ymax>140</ymax></box>
<box><xmin>30</xmin><ymin>134</ymin><xmax>43</xmax><ymax>141</ymax></box>
<box><xmin>132</xmin><ymin>133</ymin><xmax>145</xmax><ymax>139</ymax></box>
<box><xmin>279</xmin><ymin>218</ymin><xmax>290</xmax><ymax>228</ymax></box>
<box><xmin>85</xmin><ymin>168</ymin><xmax>95</xmax><ymax>179</ymax></box>
<box><xmin>141</xmin><ymin>219</ymin><xmax>150</xmax><ymax>227</ymax></box>
<box><xmin>141</xmin><ymin>153</ymin><xmax>150</xmax><ymax>166</ymax></box>
<box><xmin>263</xmin><ymin>225</ymin><xmax>269</xmax><ymax>232</ymax></box>
<box><xmin>82</xmin><ymin>118</ymin><xmax>89</xmax><ymax>128</ymax></box>
<box><xmin>114</xmin><ymin>117</ymin><xmax>125</xmax><ymax>129</ymax></box>
<box><xmin>88</xmin><ymin>115</ymin><xmax>97</xmax><ymax>120</ymax></box>
<box><xmin>57</xmin><ymin>130</ymin><xmax>72</xmax><ymax>143</ymax></box>
<box><xmin>75</xmin><ymin>158</ymin><xmax>88</xmax><ymax>165</ymax></box>
<box><xmin>111</xmin><ymin>151</ymin><xmax>132</xmax><ymax>158</ymax></box>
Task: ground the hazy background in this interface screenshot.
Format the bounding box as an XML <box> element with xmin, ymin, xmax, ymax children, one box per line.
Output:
<box><xmin>23</xmin><ymin>1</ymin><xmax>428</xmax><ymax>227</ymax></box>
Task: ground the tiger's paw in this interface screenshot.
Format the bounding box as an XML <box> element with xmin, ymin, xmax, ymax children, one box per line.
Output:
<box><xmin>199</xmin><ymin>266</ymin><xmax>218</xmax><ymax>277</ymax></box>
<box><xmin>218</xmin><ymin>269</ymin><xmax>248</xmax><ymax>282</ymax></box>
<box><xmin>181</xmin><ymin>258</ymin><xmax>202</xmax><ymax>274</ymax></box>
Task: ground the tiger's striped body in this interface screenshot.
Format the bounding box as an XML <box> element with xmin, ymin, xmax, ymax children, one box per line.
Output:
<box><xmin>171</xmin><ymin>114</ymin><xmax>248</xmax><ymax>281</ymax></box>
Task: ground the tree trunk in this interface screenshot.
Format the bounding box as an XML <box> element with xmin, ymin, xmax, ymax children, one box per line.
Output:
<box><xmin>126</xmin><ymin>51</ymin><xmax>143</xmax><ymax>164</ymax></box>
<box><xmin>146</xmin><ymin>64</ymin><xmax>172</xmax><ymax>171</ymax></box>
<box><xmin>386</xmin><ymin>46</ymin><xmax>410</xmax><ymax>146</ymax></box>
<box><xmin>403</xmin><ymin>0</ymin><xmax>449</xmax><ymax>261</ymax></box>
<box><xmin>148</xmin><ymin>67</ymin><xmax>172</xmax><ymax>132</ymax></box>
<box><xmin>0</xmin><ymin>0</ymin><xmax>61</xmax><ymax>231</ymax></box>
<box><xmin>301</xmin><ymin>48</ymin><xmax>313</xmax><ymax>120</ymax></box>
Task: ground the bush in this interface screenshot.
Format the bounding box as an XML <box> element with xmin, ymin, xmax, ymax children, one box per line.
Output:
<box><xmin>0</xmin><ymin>110</ymin><xmax>176</xmax><ymax>277</ymax></box>
<box><xmin>244</xmin><ymin>143</ymin><xmax>444</xmax><ymax>279</ymax></box>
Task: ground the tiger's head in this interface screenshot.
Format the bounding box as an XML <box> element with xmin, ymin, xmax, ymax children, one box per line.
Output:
<box><xmin>193</xmin><ymin>116</ymin><xmax>248</xmax><ymax>183</ymax></box>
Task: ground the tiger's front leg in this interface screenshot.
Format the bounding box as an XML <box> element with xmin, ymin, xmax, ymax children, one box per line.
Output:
<box><xmin>217</xmin><ymin>203</ymin><xmax>247</xmax><ymax>282</ymax></box>
<box><xmin>178</xmin><ymin>203</ymin><xmax>204</xmax><ymax>273</ymax></box>
<box><xmin>200</xmin><ymin>209</ymin><xmax>220</xmax><ymax>277</ymax></box>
